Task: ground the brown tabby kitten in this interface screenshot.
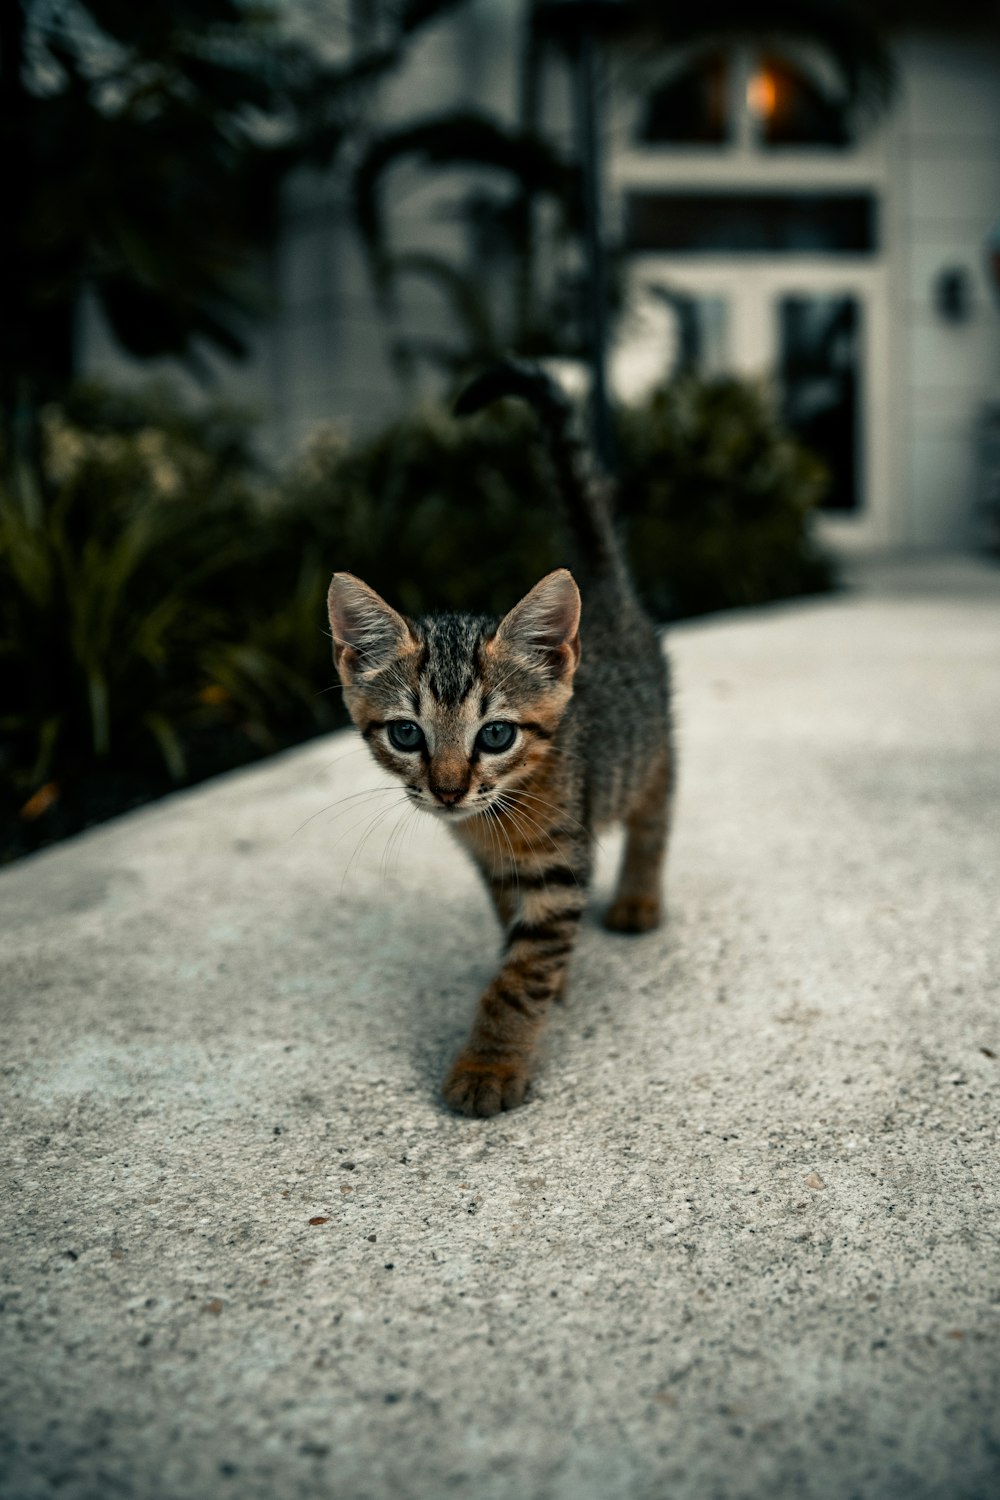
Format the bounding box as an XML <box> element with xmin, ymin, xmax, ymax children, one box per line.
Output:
<box><xmin>327</xmin><ymin>362</ymin><xmax>673</xmax><ymax>1117</ymax></box>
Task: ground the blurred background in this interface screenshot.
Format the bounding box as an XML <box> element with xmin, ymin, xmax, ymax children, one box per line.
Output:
<box><xmin>3</xmin><ymin>0</ymin><xmax>999</xmax><ymax>862</ymax></box>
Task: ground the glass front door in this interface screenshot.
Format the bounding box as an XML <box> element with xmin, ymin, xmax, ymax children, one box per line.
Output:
<box><xmin>621</xmin><ymin>260</ymin><xmax>889</xmax><ymax>534</ymax></box>
<box><xmin>778</xmin><ymin>294</ymin><xmax>862</xmax><ymax>513</ymax></box>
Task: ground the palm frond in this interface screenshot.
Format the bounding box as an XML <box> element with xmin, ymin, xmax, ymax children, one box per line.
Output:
<box><xmin>354</xmin><ymin>110</ymin><xmax>581</xmax><ymax>277</ymax></box>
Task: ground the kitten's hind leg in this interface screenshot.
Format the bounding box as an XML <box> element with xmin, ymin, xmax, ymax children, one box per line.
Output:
<box><xmin>605</xmin><ymin>748</ymin><xmax>673</xmax><ymax>934</ymax></box>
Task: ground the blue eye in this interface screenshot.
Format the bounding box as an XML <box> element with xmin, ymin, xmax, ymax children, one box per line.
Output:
<box><xmin>388</xmin><ymin>721</ymin><xmax>424</xmax><ymax>751</ymax></box>
<box><xmin>477</xmin><ymin>721</ymin><xmax>516</xmax><ymax>754</ymax></box>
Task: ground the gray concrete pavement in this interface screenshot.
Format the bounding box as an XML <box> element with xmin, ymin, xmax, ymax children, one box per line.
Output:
<box><xmin>2</xmin><ymin>558</ymin><xmax>999</xmax><ymax>1500</ymax></box>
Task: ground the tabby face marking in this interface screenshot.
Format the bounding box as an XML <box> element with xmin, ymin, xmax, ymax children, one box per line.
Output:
<box><xmin>328</xmin><ymin>570</ymin><xmax>581</xmax><ymax>821</ymax></box>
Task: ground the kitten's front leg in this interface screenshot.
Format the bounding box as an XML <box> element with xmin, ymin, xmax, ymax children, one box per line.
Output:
<box><xmin>443</xmin><ymin>866</ymin><xmax>588</xmax><ymax>1118</ymax></box>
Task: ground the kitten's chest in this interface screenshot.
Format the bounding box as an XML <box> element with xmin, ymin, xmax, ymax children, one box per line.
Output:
<box><xmin>457</xmin><ymin>768</ymin><xmax>570</xmax><ymax>865</ymax></box>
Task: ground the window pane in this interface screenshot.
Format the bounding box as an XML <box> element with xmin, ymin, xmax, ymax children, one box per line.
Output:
<box><xmin>752</xmin><ymin>56</ymin><xmax>850</xmax><ymax>148</ymax></box>
<box><xmin>655</xmin><ymin>289</ymin><xmax>727</xmax><ymax>378</ymax></box>
<box><xmin>639</xmin><ymin>52</ymin><xmax>729</xmax><ymax>145</ymax></box>
<box><xmin>625</xmin><ymin>193</ymin><xmax>877</xmax><ymax>254</ymax></box>
<box><xmin>612</xmin><ymin>288</ymin><xmax>727</xmax><ymax>401</ymax></box>
<box><xmin>779</xmin><ymin>296</ymin><xmax>861</xmax><ymax>512</ymax></box>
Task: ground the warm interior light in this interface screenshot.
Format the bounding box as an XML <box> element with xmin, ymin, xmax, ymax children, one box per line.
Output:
<box><xmin>747</xmin><ymin>70</ymin><xmax>777</xmax><ymax>119</ymax></box>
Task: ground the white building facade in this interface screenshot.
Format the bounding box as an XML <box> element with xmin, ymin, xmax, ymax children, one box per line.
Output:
<box><xmin>82</xmin><ymin>4</ymin><xmax>1000</xmax><ymax>554</ymax></box>
<box><xmin>606</xmin><ymin>28</ymin><xmax>1000</xmax><ymax>553</ymax></box>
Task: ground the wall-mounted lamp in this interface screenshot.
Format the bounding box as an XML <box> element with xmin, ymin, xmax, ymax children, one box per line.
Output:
<box><xmin>987</xmin><ymin>214</ymin><xmax>1000</xmax><ymax>309</ymax></box>
<box><xmin>934</xmin><ymin>267</ymin><xmax>971</xmax><ymax>323</ymax></box>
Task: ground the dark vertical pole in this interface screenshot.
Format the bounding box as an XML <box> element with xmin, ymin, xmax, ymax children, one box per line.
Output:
<box><xmin>514</xmin><ymin>3</ymin><xmax>542</xmax><ymax>344</ymax></box>
<box><xmin>575</xmin><ymin>27</ymin><xmax>614</xmax><ymax>473</ymax></box>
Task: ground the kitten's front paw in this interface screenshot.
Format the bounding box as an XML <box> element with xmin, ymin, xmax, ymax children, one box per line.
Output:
<box><xmin>604</xmin><ymin>895</ymin><xmax>661</xmax><ymax>934</ymax></box>
<box><xmin>442</xmin><ymin>1050</ymin><xmax>530</xmax><ymax>1118</ymax></box>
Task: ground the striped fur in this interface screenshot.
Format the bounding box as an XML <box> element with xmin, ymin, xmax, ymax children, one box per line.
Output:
<box><xmin>328</xmin><ymin>361</ymin><xmax>674</xmax><ymax>1117</ymax></box>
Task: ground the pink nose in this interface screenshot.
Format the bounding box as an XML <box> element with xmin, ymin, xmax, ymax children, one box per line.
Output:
<box><xmin>432</xmin><ymin>785</ymin><xmax>466</xmax><ymax>805</ymax></box>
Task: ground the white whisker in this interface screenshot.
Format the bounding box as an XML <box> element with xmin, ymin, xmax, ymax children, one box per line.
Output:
<box><xmin>288</xmin><ymin>784</ymin><xmax>399</xmax><ymax>839</ymax></box>
<box><xmin>339</xmin><ymin>796</ymin><xmax>412</xmax><ymax>893</ymax></box>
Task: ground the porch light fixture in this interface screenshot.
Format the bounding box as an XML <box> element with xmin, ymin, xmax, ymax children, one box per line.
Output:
<box><xmin>746</xmin><ymin>69</ymin><xmax>777</xmax><ymax>120</ymax></box>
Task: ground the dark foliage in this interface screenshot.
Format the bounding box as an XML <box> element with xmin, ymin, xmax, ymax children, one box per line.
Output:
<box><xmin>0</xmin><ymin>0</ymin><xmax>462</xmax><ymax>417</ymax></box>
<box><xmin>1</xmin><ymin>375</ymin><xmax>834</xmax><ymax>862</ymax></box>
<box><xmin>616</xmin><ymin>378</ymin><xmax>834</xmax><ymax>618</ymax></box>
<box><xmin>0</xmin><ymin>385</ymin><xmax>335</xmax><ymax>861</ymax></box>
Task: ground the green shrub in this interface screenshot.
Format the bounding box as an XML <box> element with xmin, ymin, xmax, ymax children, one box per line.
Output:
<box><xmin>1</xmin><ymin>374</ymin><xmax>835</xmax><ymax>859</ymax></box>
<box><xmin>285</xmin><ymin>375</ymin><xmax>835</xmax><ymax>624</ymax></box>
<box><xmin>275</xmin><ymin>404</ymin><xmax>562</xmax><ymax>619</ymax></box>
<box><xmin>0</xmin><ymin>386</ymin><xmax>336</xmax><ymax>838</ymax></box>
<box><xmin>615</xmin><ymin>376</ymin><xmax>834</xmax><ymax>619</ymax></box>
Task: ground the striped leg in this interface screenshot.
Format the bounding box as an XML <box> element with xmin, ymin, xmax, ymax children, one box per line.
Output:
<box><xmin>443</xmin><ymin>848</ymin><xmax>589</xmax><ymax>1117</ymax></box>
<box><xmin>604</xmin><ymin>749</ymin><xmax>673</xmax><ymax>934</ymax></box>
<box><xmin>481</xmin><ymin>869</ymin><xmax>518</xmax><ymax>929</ymax></box>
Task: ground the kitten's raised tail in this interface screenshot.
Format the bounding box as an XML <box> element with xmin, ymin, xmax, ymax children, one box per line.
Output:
<box><xmin>454</xmin><ymin>358</ymin><xmax>624</xmax><ymax>587</ymax></box>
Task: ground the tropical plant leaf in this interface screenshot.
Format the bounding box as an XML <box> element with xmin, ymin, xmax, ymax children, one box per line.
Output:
<box><xmin>398</xmin><ymin>253</ymin><xmax>497</xmax><ymax>346</ymax></box>
<box><xmin>142</xmin><ymin>712</ymin><xmax>187</xmax><ymax>782</ymax></box>
<box><xmin>1</xmin><ymin>0</ymin><xmax>466</xmax><ymax>414</ymax></box>
<box><xmin>354</xmin><ymin>110</ymin><xmax>582</xmax><ymax>277</ymax></box>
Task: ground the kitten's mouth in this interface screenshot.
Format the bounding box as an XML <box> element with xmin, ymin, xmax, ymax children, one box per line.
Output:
<box><xmin>417</xmin><ymin>796</ymin><xmax>490</xmax><ymax>823</ymax></box>
<box><xmin>430</xmin><ymin>801</ymin><xmax>478</xmax><ymax>821</ymax></box>
<box><xmin>408</xmin><ymin>789</ymin><xmax>497</xmax><ymax>822</ymax></box>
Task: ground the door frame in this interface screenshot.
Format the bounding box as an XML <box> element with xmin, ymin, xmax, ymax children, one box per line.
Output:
<box><xmin>624</xmin><ymin>254</ymin><xmax>898</xmax><ymax>550</ymax></box>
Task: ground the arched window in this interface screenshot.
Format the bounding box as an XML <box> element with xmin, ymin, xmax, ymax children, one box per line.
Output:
<box><xmin>749</xmin><ymin>56</ymin><xmax>850</xmax><ymax>147</ymax></box>
<box><xmin>637</xmin><ymin>49</ymin><xmax>852</xmax><ymax>151</ymax></box>
<box><xmin>639</xmin><ymin>52</ymin><xmax>728</xmax><ymax>146</ymax></box>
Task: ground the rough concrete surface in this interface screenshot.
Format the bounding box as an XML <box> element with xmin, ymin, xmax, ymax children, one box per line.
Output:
<box><xmin>1</xmin><ymin>559</ymin><xmax>999</xmax><ymax>1500</ymax></box>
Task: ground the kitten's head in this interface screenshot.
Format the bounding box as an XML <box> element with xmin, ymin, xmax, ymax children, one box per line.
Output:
<box><xmin>327</xmin><ymin>569</ymin><xmax>581</xmax><ymax>821</ymax></box>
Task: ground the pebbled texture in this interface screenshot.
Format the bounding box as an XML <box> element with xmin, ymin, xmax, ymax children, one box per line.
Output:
<box><xmin>1</xmin><ymin>559</ymin><xmax>999</xmax><ymax>1500</ymax></box>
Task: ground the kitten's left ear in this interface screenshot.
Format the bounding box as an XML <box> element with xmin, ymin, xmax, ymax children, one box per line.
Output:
<box><xmin>495</xmin><ymin>568</ymin><xmax>581</xmax><ymax>680</ymax></box>
<box><xmin>327</xmin><ymin>572</ymin><xmax>413</xmax><ymax>683</ymax></box>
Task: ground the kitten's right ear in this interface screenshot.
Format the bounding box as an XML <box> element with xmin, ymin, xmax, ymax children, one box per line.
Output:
<box><xmin>495</xmin><ymin>568</ymin><xmax>581</xmax><ymax>681</ymax></box>
<box><xmin>327</xmin><ymin>573</ymin><xmax>412</xmax><ymax>683</ymax></box>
